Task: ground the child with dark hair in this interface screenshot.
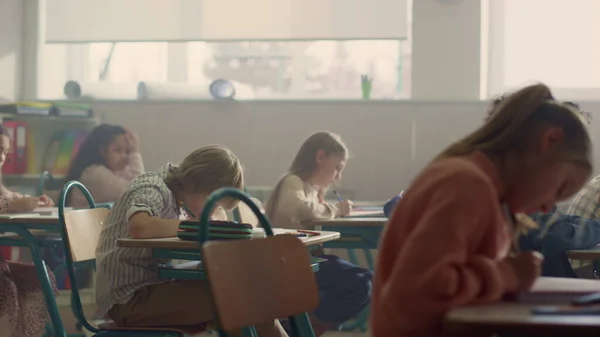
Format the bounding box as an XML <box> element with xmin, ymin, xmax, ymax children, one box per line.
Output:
<box><xmin>66</xmin><ymin>124</ymin><xmax>144</xmax><ymax>206</ymax></box>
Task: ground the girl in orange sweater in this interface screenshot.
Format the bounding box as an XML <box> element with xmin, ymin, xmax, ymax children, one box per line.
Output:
<box><xmin>371</xmin><ymin>83</ymin><xmax>592</xmax><ymax>337</ymax></box>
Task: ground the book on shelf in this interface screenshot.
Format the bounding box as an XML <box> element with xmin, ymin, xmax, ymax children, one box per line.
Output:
<box><xmin>51</xmin><ymin>101</ymin><xmax>93</xmax><ymax>117</ymax></box>
<box><xmin>1</xmin><ymin>121</ymin><xmax>28</xmax><ymax>175</ymax></box>
<box><xmin>0</xmin><ymin>101</ymin><xmax>52</xmax><ymax>116</ymax></box>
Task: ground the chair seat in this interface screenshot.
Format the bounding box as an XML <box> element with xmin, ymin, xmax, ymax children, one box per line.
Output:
<box><xmin>98</xmin><ymin>321</ymin><xmax>208</xmax><ymax>335</ymax></box>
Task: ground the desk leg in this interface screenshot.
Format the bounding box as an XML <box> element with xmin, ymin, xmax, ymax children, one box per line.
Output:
<box><xmin>3</xmin><ymin>225</ymin><xmax>66</xmax><ymax>337</ymax></box>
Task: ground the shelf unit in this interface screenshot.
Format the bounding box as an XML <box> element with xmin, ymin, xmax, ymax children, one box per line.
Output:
<box><xmin>0</xmin><ymin>113</ymin><xmax>99</xmax><ymax>194</ymax></box>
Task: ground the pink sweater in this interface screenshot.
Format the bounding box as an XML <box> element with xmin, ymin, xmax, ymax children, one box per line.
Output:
<box><xmin>371</xmin><ymin>151</ymin><xmax>519</xmax><ymax>337</ymax></box>
<box><xmin>71</xmin><ymin>153</ymin><xmax>144</xmax><ymax>207</ymax></box>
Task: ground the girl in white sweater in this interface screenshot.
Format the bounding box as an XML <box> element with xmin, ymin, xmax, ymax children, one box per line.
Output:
<box><xmin>266</xmin><ymin>131</ymin><xmax>372</xmax><ymax>336</ymax></box>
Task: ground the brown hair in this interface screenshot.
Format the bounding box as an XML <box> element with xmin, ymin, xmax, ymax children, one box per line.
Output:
<box><xmin>164</xmin><ymin>145</ymin><xmax>244</xmax><ymax>210</ymax></box>
<box><xmin>265</xmin><ymin>131</ymin><xmax>348</xmax><ymax>217</ymax></box>
<box><xmin>442</xmin><ymin>83</ymin><xmax>591</xmax><ymax>169</ymax></box>
<box><xmin>447</xmin><ymin>83</ymin><xmax>592</xmax><ymax>237</ymax></box>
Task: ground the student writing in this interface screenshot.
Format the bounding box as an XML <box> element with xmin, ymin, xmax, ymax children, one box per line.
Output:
<box><xmin>95</xmin><ymin>145</ymin><xmax>287</xmax><ymax>337</ymax></box>
<box><xmin>371</xmin><ymin>83</ymin><xmax>592</xmax><ymax>337</ymax></box>
<box><xmin>266</xmin><ymin>131</ymin><xmax>372</xmax><ymax>336</ymax></box>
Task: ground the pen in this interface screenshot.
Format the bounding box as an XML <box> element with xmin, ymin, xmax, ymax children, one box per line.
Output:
<box><xmin>333</xmin><ymin>188</ymin><xmax>343</xmax><ymax>202</ymax></box>
<box><xmin>502</xmin><ymin>203</ymin><xmax>515</xmax><ymax>231</ymax></box>
<box><xmin>297</xmin><ymin>229</ymin><xmax>321</xmax><ymax>236</ymax></box>
<box><xmin>180</xmin><ymin>202</ymin><xmax>197</xmax><ymax>219</ymax></box>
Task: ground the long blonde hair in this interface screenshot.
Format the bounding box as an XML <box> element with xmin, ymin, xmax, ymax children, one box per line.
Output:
<box><xmin>265</xmin><ymin>131</ymin><xmax>348</xmax><ymax>217</ymax></box>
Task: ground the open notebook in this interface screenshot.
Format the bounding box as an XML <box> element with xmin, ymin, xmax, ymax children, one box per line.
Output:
<box><xmin>345</xmin><ymin>206</ymin><xmax>385</xmax><ymax>218</ymax></box>
<box><xmin>505</xmin><ymin>278</ymin><xmax>600</xmax><ymax>304</ymax></box>
<box><xmin>0</xmin><ymin>207</ymin><xmax>73</xmax><ymax>219</ymax></box>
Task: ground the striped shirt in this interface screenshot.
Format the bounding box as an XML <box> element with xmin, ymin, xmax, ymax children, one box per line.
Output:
<box><xmin>95</xmin><ymin>163</ymin><xmax>181</xmax><ymax>315</ymax></box>
<box><xmin>566</xmin><ymin>175</ymin><xmax>600</xmax><ymax>219</ymax></box>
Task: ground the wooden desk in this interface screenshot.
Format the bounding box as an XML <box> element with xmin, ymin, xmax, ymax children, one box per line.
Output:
<box><xmin>568</xmin><ymin>246</ymin><xmax>600</xmax><ymax>260</ymax></box>
<box><xmin>305</xmin><ymin>217</ymin><xmax>387</xmax><ymax>227</ymax></box>
<box><xmin>445</xmin><ymin>277</ymin><xmax>600</xmax><ymax>336</ymax></box>
<box><xmin>117</xmin><ymin>229</ymin><xmax>341</xmax><ymax>250</ymax></box>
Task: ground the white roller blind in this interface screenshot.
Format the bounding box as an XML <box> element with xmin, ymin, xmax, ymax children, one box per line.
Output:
<box><xmin>501</xmin><ymin>0</ymin><xmax>600</xmax><ymax>89</ymax></box>
<box><xmin>45</xmin><ymin>0</ymin><xmax>408</xmax><ymax>42</ymax></box>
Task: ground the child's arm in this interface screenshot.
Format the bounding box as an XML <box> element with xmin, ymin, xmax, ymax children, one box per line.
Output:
<box><xmin>536</xmin><ymin>211</ymin><xmax>600</xmax><ymax>250</ymax></box>
<box><xmin>81</xmin><ymin>165</ymin><xmax>132</xmax><ymax>202</ymax></box>
<box><xmin>0</xmin><ymin>185</ymin><xmax>26</xmax><ymax>199</ymax></box>
<box><xmin>380</xmin><ymin>174</ymin><xmax>519</xmax><ymax>322</ymax></box>
<box><xmin>124</xmin><ymin>185</ymin><xmax>180</xmax><ymax>239</ymax></box>
<box><xmin>278</xmin><ymin>175</ymin><xmax>337</xmax><ymax>221</ymax></box>
<box><xmin>122</xmin><ymin>152</ymin><xmax>145</xmax><ymax>180</ymax></box>
<box><xmin>128</xmin><ymin>212</ymin><xmax>180</xmax><ymax>239</ymax></box>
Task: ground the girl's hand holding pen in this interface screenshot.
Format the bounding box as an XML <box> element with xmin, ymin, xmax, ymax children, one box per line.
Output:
<box><xmin>505</xmin><ymin>251</ymin><xmax>543</xmax><ymax>290</ymax></box>
<box><xmin>336</xmin><ymin>199</ymin><xmax>353</xmax><ymax>216</ymax></box>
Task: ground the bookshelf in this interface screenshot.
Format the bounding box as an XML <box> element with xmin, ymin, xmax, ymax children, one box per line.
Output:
<box><xmin>0</xmin><ymin>113</ymin><xmax>99</xmax><ymax>194</ymax></box>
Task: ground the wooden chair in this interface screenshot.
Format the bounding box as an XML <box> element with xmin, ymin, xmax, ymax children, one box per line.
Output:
<box><xmin>204</xmin><ymin>235</ymin><xmax>319</xmax><ymax>337</ymax></box>
<box><xmin>199</xmin><ymin>188</ymin><xmax>319</xmax><ymax>337</ymax></box>
<box><xmin>232</xmin><ymin>198</ymin><xmax>263</xmax><ymax>227</ymax></box>
<box><xmin>58</xmin><ymin>181</ymin><xmax>206</xmax><ymax>337</ymax></box>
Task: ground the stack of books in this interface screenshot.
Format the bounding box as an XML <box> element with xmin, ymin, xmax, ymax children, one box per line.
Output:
<box><xmin>177</xmin><ymin>220</ymin><xmax>253</xmax><ymax>241</ymax></box>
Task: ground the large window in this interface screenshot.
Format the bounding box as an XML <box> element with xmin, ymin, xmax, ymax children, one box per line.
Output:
<box><xmin>38</xmin><ymin>40</ymin><xmax>410</xmax><ymax>100</ymax></box>
<box><xmin>37</xmin><ymin>0</ymin><xmax>412</xmax><ymax>100</ymax></box>
<box><xmin>488</xmin><ymin>0</ymin><xmax>600</xmax><ymax>99</ymax></box>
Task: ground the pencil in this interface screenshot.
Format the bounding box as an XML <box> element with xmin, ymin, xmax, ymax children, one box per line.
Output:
<box><xmin>297</xmin><ymin>229</ymin><xmax>321</xmax><ymax>236</ymax></box>
<box><xmin>180</xmin><ymin>202</ymin><xmax>197</xmax><ymax>219</ymax></box>
<box><xmin>502</xmin><ymin>203</ymin><xmax>515</xmax><ymax>231</ymax></box>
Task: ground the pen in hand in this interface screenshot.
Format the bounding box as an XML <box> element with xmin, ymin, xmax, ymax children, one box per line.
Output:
<box><xmin>333</xmin><ymin>188</ymin><xmax>344</xmax><ymax>202</ymax></box>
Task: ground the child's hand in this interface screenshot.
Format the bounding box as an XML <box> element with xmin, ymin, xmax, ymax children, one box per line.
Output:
<box><xmin>126</xmin><ymin>130</ymin><xmax>140</xmax><ymax>153</ymax></box>
<box><xmin>505</xmin><ymin>251</ymin><xmax>543</xmax><ymax>290</ymax></box>
<box><xmin>336</xmin><ymin>199</ymin><xmax>354</xmax><ymax>216</ymax></box>
<box><xmin>38</xmin><ymin>195</ymin><xmax>54</xmax><ymax>207</ymax></box>
<box><xmin>9</xmin><ymin>197</ymin><xmax>40</xmax><ymax>213</ymax></box>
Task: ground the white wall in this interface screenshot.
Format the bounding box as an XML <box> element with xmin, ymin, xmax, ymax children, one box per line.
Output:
<box><xmin>97</xmin><ymin>100</ymin><xmax>600</xmax><ymax>201</ymax></box>
<box><xmin>0</xmin><ymin>0</ymin><xmax>23</xmax><ymax>100</ymax></box>
<box><xmin>97</xmin><ymin>101</ymin><xmax>483</xmax><ymax>200</ymax></box>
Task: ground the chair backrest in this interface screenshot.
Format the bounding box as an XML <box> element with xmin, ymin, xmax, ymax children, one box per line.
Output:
<box><xmin>63</xmin><ymin>208</ymin><xmax>110</xmax><ymax>263</ymax></box>
<box><xmin>202</xmin><ymin>235</ymin><xmax>319</xmax><ymax>332</ymax></box>
<box><xmin>235</xmin><ymin>197</ymin><xmax>263</xmax><ymax>227</ymax></box>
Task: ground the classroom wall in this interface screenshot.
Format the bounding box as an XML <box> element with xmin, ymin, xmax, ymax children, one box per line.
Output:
<box><xmin>0</xmin><ymin>0</ymin><xmax>24</xmax><ymax>101</ymax></box>
<box><xmin>97</xmin><ymin>100</ymin><xmax>600</xmax><ymax>201</ymax></box>
<box><xmin>97</xmin><ymin>100</ymin><xmax>478</xmax><ymax>200</ymax></box>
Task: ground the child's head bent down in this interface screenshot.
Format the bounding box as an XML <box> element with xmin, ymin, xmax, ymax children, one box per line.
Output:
<box><xmin>66</xmin><ymin>124</ymin><xmax>128</xmax><ymax>182</ymax></box>
<box><xmin>164</xmin><ymin>144</ymin><xmax>244</xmax><ymax>215</ymax></box>
<box><xmin>443</xmin><ymin>83</ymin><xmax>592</xmax><ymax>214</ymax></box>
<box><xmin>289</xmin><ymin>131</ymin><xmax>348</xmax><ymax>188</ymax></box>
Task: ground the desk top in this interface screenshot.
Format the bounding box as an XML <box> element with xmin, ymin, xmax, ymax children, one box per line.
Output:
<box><xmin>117</xmin><ymin>229</ymin><xmax>340</xmax><ymax>249</ymax></box>
<box><xmin>445</xmin><ymin>277</ymin><xmax>600</xmax><ymax>334</ymax></box>
<box><xmin>567</xmin><ymin>246</ymin><xmax>600</xmax><ymax>260</ymax></box>
<box><xmin>305</xmin><ymin>217</ymin><xmax>387</xmax><ymax>227</ymax></box>
<box><xmin>0</xmin><ymin>215</ymin><xmax>60</xmax><ymax>224</ymax></box>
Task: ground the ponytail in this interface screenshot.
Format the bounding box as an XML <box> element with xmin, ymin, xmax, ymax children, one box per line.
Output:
<box><xmin>441</xmin><ymin>83</ymin><xmax>591</xmax><ymax>170</ymax></box>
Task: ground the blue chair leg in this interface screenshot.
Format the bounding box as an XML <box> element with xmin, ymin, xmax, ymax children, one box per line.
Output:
<box><xmin>8</xmin><ymin>226</ymin><xmax>67</xmax><ymax>337</ymax></box>
<box><xmin>363</xmin><ymin>249</ymin><xmax>375</xmax><ymax>271</ymax></box>
<box><xmin>346</xmin><ymin>248</ymin><xmax>359</xmax><ymax>266</ymax></box>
